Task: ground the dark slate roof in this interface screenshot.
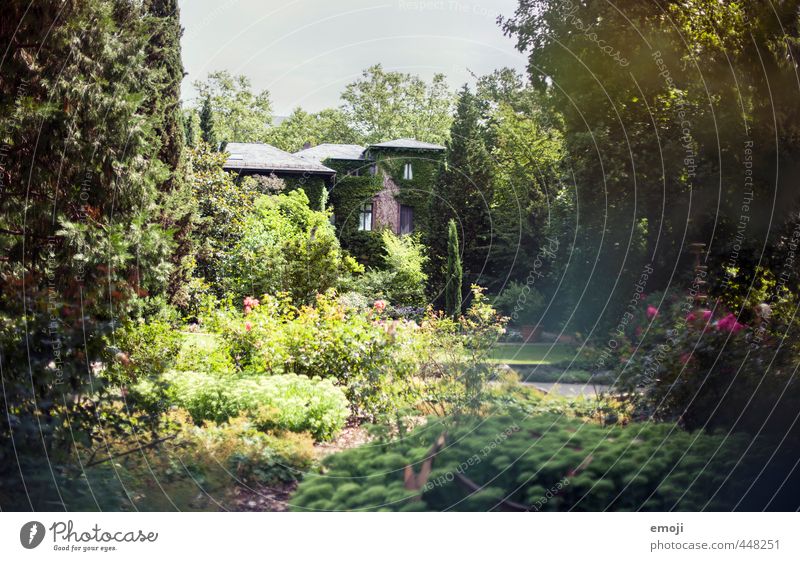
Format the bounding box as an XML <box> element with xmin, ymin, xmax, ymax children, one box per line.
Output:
<box><xmin>367</xmin><ymin>138</ymin><xmax>446</xmax><ymax>151</ymax></box>
<box><xmin>294</xmin><ymin>143</ymin><xmax>366</xmax><ymax>162</ymax></box>
<box><xmin>223</xmin><ymin>142</ymin><xmax>335</xmax><ymax>175</ymax></box>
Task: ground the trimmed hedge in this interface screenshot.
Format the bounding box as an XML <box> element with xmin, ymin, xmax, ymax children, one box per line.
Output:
<box><xmin>291</xmin><ymin>414</ymin><xmax>786</xmax><ymax>511</ymax></box>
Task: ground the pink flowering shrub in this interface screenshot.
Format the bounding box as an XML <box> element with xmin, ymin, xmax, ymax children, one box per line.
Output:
<box><xmin>203</xmin><ymin>291</ymin><xmax>426</xmax><ymax>420</ymax></box>
<box><xmin>612</xmin><ymin>289</ymin><xmax>800</xmax><ymax>433</ymax></box>
<box><xmin>715</xmin><ymin>313</ymin><xmax>745</xmax><ymax>333</ymax></box>
<box><xmin>243</xmin><ymin>296</ymin><xmax>260</xmax><ymax>315</ymax></box>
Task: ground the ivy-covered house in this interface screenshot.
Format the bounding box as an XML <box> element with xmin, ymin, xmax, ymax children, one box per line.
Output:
<box><xmin>223</xmin><ymin>138</ymin><xmax>445</xmax><ymax>262</ymax></box>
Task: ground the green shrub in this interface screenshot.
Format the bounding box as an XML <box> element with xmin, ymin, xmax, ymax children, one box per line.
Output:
<box><xmin>183</xmin><ymin>416</ymin><xmax>316</xmax><ymax>486</ymax></box>
<box><xmin>291</xmin><ymin>414</ymin><xmax>783</xmax><ymax>511</ymax></box>
<box><xmin>174</xmin><ymin>332</ymin><xmax>236</xmax><ymax>375</ymax></box>
<box><xmin>166</xmin><ymin>372</ymin><xmax>350</xmax><ymax>441</ymax></box>
<box><xmin>75</xmin><ymin>414</ymin><xmax>318</xmax><ymax>511</ymax></box>
<box><xmin>492</xmin><ymin>281</ymin><xmax>545</xmax><ymax>326</ymax></box>
<box><xmin>221</xmin><ymin>190</ymin><xmax>360</xmax><ymax>305</ymax></box>
<box><xmin>204</xmin><ymin>291</ymin><xmax>421</xmax><ymax>421</ymax></box>
<box><xmin>348</xmin><ymin>230</ymin><xmax>429</xmax><ymax>307</ymax></box>
<box><xmin>104</xmin><ymin>319</ymin><xmax>183</xmax><ymax>415</ymax></box>
<box><xmin>106</xmin><ymin>319</ymin><xmax>183</xmax><ymax>381</ymax></box>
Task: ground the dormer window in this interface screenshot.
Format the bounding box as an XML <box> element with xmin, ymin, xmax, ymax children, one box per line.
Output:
<box><xmin>403</xmin><ymin>162</ymin><xmax>413</xmax><ymax>180</ymax></box>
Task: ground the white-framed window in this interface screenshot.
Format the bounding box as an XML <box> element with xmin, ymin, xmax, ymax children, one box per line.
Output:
<box><xmin>403</xmin><ymin>162</ymin><xmax>413</xmax><ymax>180</ymax></box>
<box><xmin>358</xmin><ymin>201</ymin><xmax>373</xmax><ymax>231</ymax></box>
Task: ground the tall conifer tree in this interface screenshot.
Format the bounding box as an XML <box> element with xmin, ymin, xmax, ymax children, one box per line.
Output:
<box><xmin>427</xmin><ymin>86</ymin><xmax>493</xmax><ymax>300</ymax></box>
<box><xmin>445</xmin><ymin>219</ymin><xmax>463</xmax><ymax>319</ymax></box>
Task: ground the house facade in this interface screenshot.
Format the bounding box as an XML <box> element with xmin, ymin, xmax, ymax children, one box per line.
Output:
<box><xmin>223</xmin><ymin>138</ymin><xmax>445</xmax><ymax>263</ymax></box>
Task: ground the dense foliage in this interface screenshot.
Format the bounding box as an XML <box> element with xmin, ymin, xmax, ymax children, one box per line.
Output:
<box><xmin>500</xmin><ymin>0</ymin><xmax>800</xmax><ymax>334</ymax></box>
<box><xmin>194</xmin><ymin>71</ymin><xmax>273</xmax><ymax>144</ymax></box>
<box><xmin>197</xmin><ymin>289</ymin><xmax>504</xmax><ymax>422</ymax></box>
<box><xmin>445</xmin><ymin>219</ymin><xmax>463</xmax><ymax>319</ymax></box>
<box><xmin>340</xmin><ymin>64</ymin><xmax>454</xmax><ymax>144</ymax></box>
<box><xmin>428</xmin><ymin>88</ymin><xmax>494</xmax><ymax>297</ymax></box>
<box><xmin>0</xmin><ymin>0</ymin><xmax>190</xmax><ymax>510</ymax></box>
<box><xmin>222</xmin><ymin>190</ymin><xmax>359</xmax><ymax>304</ymax></box>
<box><xmin>610</xmin><ymin>289</ymin><xmax>800</xmax><ymax>437</ymax></box>
<box><xmin>292</xmin><ymin>413</ymin><xmax>794</xmax><ymax>511</ymax></box>
<box><xmin>165</xmin><ymin>372</ymin><xmax>349</xmax><ymax>441</ymax></box>
<box><xmin>4</xmin><ymin>0</ymin><xmax>800</xmax><ymax>513</ymax></box>
<box><xmin>350</xmin><ymin>230</ymin><xmax>429</xmax><ymax>307</ymax></box>
<box><xmin>185</xmin><ymin>64</ymin><xmax>454</xmax><ymax>148</ymax></box>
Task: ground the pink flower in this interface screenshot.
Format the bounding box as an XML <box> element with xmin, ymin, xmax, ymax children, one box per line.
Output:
<box><xmin>686</xmin><ymin>309</ymin><xmax>712</xmax><ymax>324</ymax></box>
<box><xmin>373</xmin><ymin>300</ymin><xmax>387</xmax><ymax>312</ymax></box>
<box><xmin>646</xmin><ymin>305</ymin><xmax>659</xmax><ymax>319</ymax></box>
<box><xmin>716</xmin><ymin>313</ymin><xmax>745</xmax><ymax>333</ymax></box>
<box><xmin>245</xmin><ymin>321</ymin><xmax>252</xmax><ymax>332</ymax></box>
<box><xmin>680</xmin><ymin>353</ymin><xmax>692</xmax><ymax>364</ymax></box>
<box><xmin>635</xmin><ymin>326</ymin><xmax>643</xmax><ymax>338</ymax></box>
<box><xmin>243</xmin><ymin>297</ymin><xmax>260</xmax><ymax>314</ymax></box>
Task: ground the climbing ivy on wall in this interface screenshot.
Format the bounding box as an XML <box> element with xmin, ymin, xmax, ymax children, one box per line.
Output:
<box><xmin>375</xmin><ymin>150</ymin><xmax>442</xmax><ymax>237</ymax></box>
<box><xmin>326</xmin><ymin>160</ymin><xmax>384</xmax><ymax>264</ymax></box>
<box><xmin>325</xmin><ymin>151</ymin><xmax>443</xmax><ymax>265</ymax></box>
<box><xmin>283</xmin><ymin>176</ymin><xmax>328</xmax><ymax>211</ymax></box>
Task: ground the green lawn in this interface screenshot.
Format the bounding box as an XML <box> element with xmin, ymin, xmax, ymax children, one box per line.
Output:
<box><xmin>487</xmin><ymin>343</ymin><xmax>578</xmax><ymax>365</ymax></box>
<box><xmin>487</xmin><ymin>343</ymin><xmax>611</xmax><ymax>384</ymax></box>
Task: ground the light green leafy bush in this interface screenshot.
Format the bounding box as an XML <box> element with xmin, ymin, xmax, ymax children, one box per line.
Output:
<box><xmin>347</xmin><ymin>230</ymin><xmax>429</xmax><ymax>307</ymax></box>
<box><xmin>221</xmin><ymin>190</ymin><xmax>361</xmax><ymax>304</ymax></box>
<box><xmin>104</xmin><ymin>319</ymin><xmax>184</xmax><ymax>417</ymax></box>
<box><xmin>166</xmin><ymin>371</ymin><xmax>349</xmax><ymax>441</ymax></box>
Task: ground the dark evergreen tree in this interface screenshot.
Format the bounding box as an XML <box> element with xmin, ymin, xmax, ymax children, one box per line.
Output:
<box><xmin>144</xmin><ymin>0</ymin><xmax>198</xmax><ymax>308</ymax></box>
<box><xmin>0</xmin><ymin>0</ymin><xmax>188</xmax><ymax>509</ymax></box>
<box><xmin>427</xmin><ymin>86</ymin><xmax>493</xmax><ymax>302</ymax></box>
<box><xmin>183</xmin><ymin>110</ymin><xmax>197</xmax><ymax>148</ymax></box>
<box><xmin>199</xmin><ymin>95</ymin><xmax>218</xmax><ymax>148</ymax></box>
<box><xmin>445</xmin><ymin>219</ymin><xmax>463</xmax><ymax>319</ymax></box>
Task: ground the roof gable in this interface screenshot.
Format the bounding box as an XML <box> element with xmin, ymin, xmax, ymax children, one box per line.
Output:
<box><xmin>367</xmin><ymin>138</ymin><xmax>446</xmax><ymax>151</ymax></box>
<box><xmin>223</xmin><ymin>142</ymin><xmax>335</xmax><ymax>174</ymax></box>
<box><xmin>294</xmin><ymin>143</ymin><xmax>366</xmax><ymax>162</ymax></box>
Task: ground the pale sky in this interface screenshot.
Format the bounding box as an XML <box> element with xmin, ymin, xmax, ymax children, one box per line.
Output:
<box><xmin>178</xmin><ymin>0</ymin><xmax>527</xmax><ymax>115</ymax></box>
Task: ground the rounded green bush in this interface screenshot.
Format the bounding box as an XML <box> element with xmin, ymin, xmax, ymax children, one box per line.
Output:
<box><xmin>291</xmin><ymin>414</ymin><xmax>778</xmax><ymax>511</ymax></box>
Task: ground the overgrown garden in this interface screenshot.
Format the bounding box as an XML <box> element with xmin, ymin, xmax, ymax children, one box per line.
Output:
<box><xmin>2</xmin><ymin>0</ymin><xmax>799</xmax><ymax>511</ymax></box>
